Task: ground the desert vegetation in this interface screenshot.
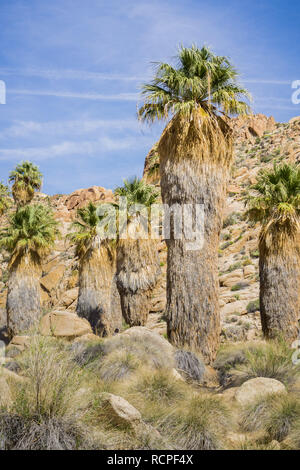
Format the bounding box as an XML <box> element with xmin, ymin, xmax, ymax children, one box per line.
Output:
<box><xmin>0</xmin><ymin>44</ymin><xmax>300</xmax><ymax>451</ymax></box>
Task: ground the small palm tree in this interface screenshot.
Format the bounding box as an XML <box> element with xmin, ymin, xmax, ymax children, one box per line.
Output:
<box><xmin>0</xmin><ymin>204</ymin><xmax>59</xmax><ymax>337</ymax></box>
<box><xmin>114</xmin><ymin>177</ymin><xmax>161</xmax><ymax>326</ymax></box>
<box><xmin>246</xmin><ymin>163</ymin><xmax>300</xmax><ymax>343</ymax></box>
<box><xmin>0</xmin><ymin>182</ymin><xmax>11</xmax><ymax>216</ymax></box>
<box><xmin>68</xmin><ymin>202</ymin><xmax>122</xmax><ymax>336</ymax></box>
<box><xmin>9</xmin><ymin>161</ymin><xmax>42</xmax><ymax>207</ymax></box>
<box><xmin>138</xmin><ymin>44</ymin><xmax>250</xmax><ymax>363</ymax></box>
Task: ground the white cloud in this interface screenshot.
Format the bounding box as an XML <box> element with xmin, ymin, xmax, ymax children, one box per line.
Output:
<box><xmin>0</xmin><ymin>119</ymin><xmax>142</xmax><ymax>139</ymax></box>
<box><xmin>8</xmin><ymin>89</ymin><xmax>138</xmax><ymax>101</ymax></box>
<box><xmin>0</xmin><ymin>67</ymin><xmax>143</xmax><ymax>81</ymax></box>
<box><xmin>242</xmin><ymin>79</ymin><xmax>292</xmax><ymax>86</ymax></box>
<box><xmin>0</xmin><ymin>135</ymin><xmax>153</xmax><ymax>161</ymax></box>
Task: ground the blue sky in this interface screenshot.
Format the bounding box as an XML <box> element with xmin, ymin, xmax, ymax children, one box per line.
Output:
<box><xmin>0</xmin><ymin>0</ymin><xmax>299</xmax><ymax>194</ymax></box>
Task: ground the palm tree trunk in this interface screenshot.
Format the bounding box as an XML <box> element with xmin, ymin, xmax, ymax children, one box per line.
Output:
<box><xmin>7</xmin><ymin>253</ymin><xmax>41</xmax><ymax>337</ymax></box>
<box><xmin>116</xmin><ymin>238</ymin><xmax>161</xmax><ymax>326</ymax></box>
<box><xmin>259</xmin><ymin>235</ymin><xmax>300</xmax><ymax>343</ymax></box>
<box><xmin>76</xmin><ymin>242</ymin><xmax>122</xmax><ymax>336</ymax></box>
<box><xmin>158</xmin><ymin>113</ymin><xmax>232</xmax><ymax>364</ymax></box>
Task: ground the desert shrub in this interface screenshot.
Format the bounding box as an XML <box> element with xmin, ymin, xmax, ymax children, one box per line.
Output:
<box><xmin>100</xmin><ymin>331</ymin><xmax>174</xmax><ymax>370</ymax></box>
<box><xmin>131</xmin><ymin>369</ymin><xmax>186</xmax><ymax>404</ymax></box>
<box><xmin>72</xmin><ymin>330</ymin><xmax>174</xmax><ymax>382</ymax></box>
<box><xmin>246</xmin><ymin>299</ymin><xmax>260</xmax><ymax>313</ymax></box>
<box><xmin>241</xmin><ymin>393</ymin><xmax>300</xmax><ymax>442</ymax></box>
<box><xmin>174</xmin><ymin>350</ymin><xmax>205</xmax><ymax>383</ymax></box>
<box><xmin>71</xmin><ymin>340</ymin><xmax>105</xmax><ymax>367</ymax></box>
<box><xmin>0</xmin><ymin>413</ymin><xmax>98</xmax><ymax>450</ymax></box>
<box><xmin>0</xmin><ymin>336</ymin><xmax>103</xmax><ymax>450</ymax></box>
<box><xmin>98</xmin><ymin>350</ymin><xmax>140</xmax><ymax>382</ymax></box>
<box><xmin>223</xmin><ymin>212</ymin><xmax>242</xmax><ymax>228</ymax></box>
<box><xmin>231</xmin><ymin>282</ymin><xmax>250</xmax><ymax>291</ymax></box>
<box><xmin>220</xmin><ymin>241</ymin><xmax>233</xmax><ymax>250</ymax></box>
<box><xmin>161</xmin><ymin>395</ymin><xmax>231</xmax><ymax>450</ymax></box>
<box><xmin>215</xmin><ymin>340</ymin><xmax>299</xmax><ymax>388</ymax></box>
<box><xmin>226</xmin><ymin>262</ymin><xmax>242</xmax><ymax>273</ymax></box>
<box><xmin>237</xmin><ymin>439</ymin><xmax>280</xmax><ymax>450</ymax></box>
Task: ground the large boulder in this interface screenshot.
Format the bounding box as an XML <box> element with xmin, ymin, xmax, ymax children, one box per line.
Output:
<box><xmin>121</xmin><ymin>326</ymin><xmax>174</xmax><ymax>356</ymax></box>
<box><xmin>100</xmin><ymin>393</ymin><xmax>142</xmax><ymax>430</ymax></box>
<box><xmin>40</xmin><ymin>265</ymin><xmax>65</xmax><ymax>293</ymax></box>
<box><xmin>219</xmin><ymin>270</ymin><xmax>244</xmax><ymax>288</ymax></box>
<box><xmin>40</xmin><ymin>310</ymin><xmax>92</xmax><ymax>339</ymax></box>
<box><xmin>58</xmin><ymin>288</ymin><xmax>78</xmax><ymax>308</ymax></box>
<box><xmin>63</xmin><ymin>186</ymin><xmax>114</xmax><ymax>211</ymax></box>
<box><xmin>235</xmin><ymin>377</ymin><xmax>287</xmax><ymax>406</ymax></box>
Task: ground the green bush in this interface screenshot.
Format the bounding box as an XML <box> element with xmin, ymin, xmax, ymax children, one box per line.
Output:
<box><xmin>246</xmin><ymin>299</ymin><xmax>260</xmax><ymax>313</ymax></box>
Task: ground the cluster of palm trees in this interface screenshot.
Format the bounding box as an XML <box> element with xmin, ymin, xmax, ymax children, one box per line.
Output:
<box><xmin>69</xmin><ymin>177</ymin><xmax>161</xmax><ymax>334</ymax></box>
<box><xmin>0</xmin><ymin>162</ymin><xmax>58</xmax><ymax>338</ymax></box>
<box><xmin>0</xmin><ymin>45</ymin><xmax>299</xmax><ymax>364</ymax></box>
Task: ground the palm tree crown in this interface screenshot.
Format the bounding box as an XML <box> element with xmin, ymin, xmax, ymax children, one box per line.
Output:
<box><xmin>138</xmin><ymin>45</ymin><xmax>251</xmax><ymax>123</ymax></box>
<box><xmin>114</xmin><ymin>178</ymin><xmax>160</xmax><ymax>239</ymax></box>
<box><xmin>115</xmin><ymin>177</ymin><xmax>159</xmax><ymax>207</ymax></box>
<box><xmin>0</xmin><ymin>204</ymin><xmax>59</xmax><ymax>263</ymax></box>
<box><xmin>9</xmin><ymin>161</ymin><xmax>43</xmax><ymax>204</ymax></box>
<box><xmin>68</xmin><ymin>202</ymin><xmax>114</xmax><ymax>257</ymax></box>
<box><xmin>246</xmin><ymin>163</ymin><xmax>300</xmax><ymax>244</ymax></box>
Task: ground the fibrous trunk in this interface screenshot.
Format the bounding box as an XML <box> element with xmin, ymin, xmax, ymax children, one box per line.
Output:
<box><xmin>76</xmin><ymin>242</ymin><xmax>122</xmax><ymax>336</ymax></box>
<box><xmin>6</xmin><ymin>253</ymin><xmax>41</xmax><ymax>337</ymax></box>
<box><xmin>116</xmin><ymin>238</ymin><xmax>161</xmax><ymax>326</ymax></box>
<box><xmin>259</xmin><ymin>234</ymin><xmax>300</xmax><ymax>343</ymax></box>
<box><xmin>158</xmin><ymin>113</ymin><xmax>232</xmax><ymax>364</ymax></box>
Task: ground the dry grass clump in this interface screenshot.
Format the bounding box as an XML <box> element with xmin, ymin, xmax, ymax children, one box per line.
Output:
<box><xmin>160</xmin><ymin>394</ymin><xmax>231</xmax><ymax>450</ymax></box>
<box><xmin>0</xmin><ymin>336</ymin><xmax>104</xmax><ymax>450</ymax></box>
<box><xmin>174</xmin><ymin>349</ymin><xmax>205</xmax><ymax>383</ymax></box>
<box><xmin>74</xmin><ymin>329</ymin><xmax>175</xmax><ymax>383</ymax></box>
<box><xmin>130</xmin><ymin>369</ymin><xmax>186</xmax><ymax>404</ymax></box>
<box><xmin>241</xmin><ymin>393</ymin><xmax>300</xmax><ymax>442</ymax></box>
<box><xmin>98</xmin><ymin>350</ymin><xmax>141</xmax><ymax>382</ymax></box>
<box><xmin>102</xmin><ymin>330</ymin><xmax>174</xmax><ymax>369</ymax></box>
<box><xmin>215</xmin><ymin>339</ymin><xmax>299</xmax><ymax>387</ymax></box>
<box><xmin>71</xmin><ymin>340</ymin><xmax>105</xmax><ymax>367</ymax></box>
<box><xmin>0</xmin><ymin>413</ymin><xmax>98</xmax><ymax>450</ymax></box>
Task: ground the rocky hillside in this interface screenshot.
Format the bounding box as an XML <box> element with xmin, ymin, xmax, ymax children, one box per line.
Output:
<box><xmin>1</xmin><ymin>114</ymin><xmax>300</xmax><ymax>342</ymax></box>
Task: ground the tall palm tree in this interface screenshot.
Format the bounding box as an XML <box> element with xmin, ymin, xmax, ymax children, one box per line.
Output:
<box><xmin>246</xmin><ymin>163</ymin><xmax>300</xmax><ymax>343</ymax></box>
<box><xmin>9</xmin><ymin>161</ymin><xmax>42</xmax><ymax>207</ymax></box>
<box><xmin>114</xmin><ymin>177</ymin><xmax>161</xmax><ymax>326</ymax></box>
<box><xmin>0</xmin><ymin>204</ymin><xmax>59</xmax><ymax>337</ymax></box>
<box><xmin>138</xmin><ymin>45</ymin><xmax>250</xmax><ymax>363</ymax></box>
<box><xmin>68</xmin><ymin>202</ymin><xmax>122</xmax><ymax>336</ymax></box>
<box><xmin>0</xmin><ymin>182</ymin><xmax>11</xmax><ymax>216</ymax></box>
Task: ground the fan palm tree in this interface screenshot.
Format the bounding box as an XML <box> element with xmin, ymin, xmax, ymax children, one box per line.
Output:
<box><xmin>138</xmin><ymin>45</ymin><xmax>250</xmax><ymax>363</ymax></box>
<box><xmin>114</xmin><ymin>177</ymin><xmax>161</xmax><ymax>326</ymax></box>
<box><xmin>68</xmin><ymin>202</ymin><xmax>122</xmax><ymax>336</ymax></box>
<box><xmin>0</xmin><ymin>182</ymin><xmax>11</xmax><ymax>216</ymax></box>
<box><xmin>9</xmin><ymin>161</ymin><xmax>42</xmax><ymax>207</ymax></box>
<box><xmin>0</xmin><ymin>204</ymin><xmax>59</xmax><ymax>337</ymax></box>
<box><xmin>246</xmin><ymin>163</ymin><xmax>300</xmax><ymax>343</ymax></box>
